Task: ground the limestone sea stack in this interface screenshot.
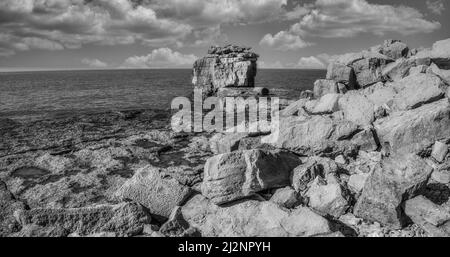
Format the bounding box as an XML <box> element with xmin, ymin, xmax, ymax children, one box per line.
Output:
<box><xmin>192</xmin><ymin>44</ymin><xmax>259</xmax><ymax>96</ymax></box>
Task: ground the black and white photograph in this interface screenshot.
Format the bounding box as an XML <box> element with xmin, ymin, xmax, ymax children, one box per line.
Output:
<box><xmin>1</xmin><ymin>0</ymin><xmax>450</xmax><ymax>246</ymax></box>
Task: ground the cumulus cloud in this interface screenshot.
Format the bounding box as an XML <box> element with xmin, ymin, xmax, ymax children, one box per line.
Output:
<box><xmin>0</xmin><ymin>0</ymin><xmax>290</xmax><ymax>56</ymax></box>
<box><xmin>122</xmin><ymin>48</ymin><xmax>197</xmax><ymax>68</ymax></box>
<box><xmin>82</xmin><ymin>58</ymin><xmax>108</xmax><ymax>68</ymax></box>
<box><xmin>296</xmin><ymin>56</ymin><xmax>326</xmax><ymax>69</ymax></box>
<box><xmin>260</xmin><ymin>31</ymin><xmax>311</xmax><ymax>51</ymax></box>
<box><xmin>261</xmin><ymin>0</ymin><xmax>441</xmax><ymax>50</ymax></box>
<box><xmin>426</xmin><ymin>0</ymin><xmax>445</xmax><ymax>15</ymax></box>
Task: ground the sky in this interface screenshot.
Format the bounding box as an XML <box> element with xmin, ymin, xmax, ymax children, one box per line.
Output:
<box><xmin>0</xmin><ymin>0</ymin><xmax>448</xmax><ymax>71</ymax></box>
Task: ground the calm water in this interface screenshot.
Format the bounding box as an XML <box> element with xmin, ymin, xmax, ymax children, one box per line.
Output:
<box><xmin>0</xmin><ymin>69</ymin><xmax>325</xmax><ymax>121</ymax></box>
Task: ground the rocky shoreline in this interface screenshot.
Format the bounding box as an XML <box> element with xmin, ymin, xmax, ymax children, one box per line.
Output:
<box><xmin>1</xmin><ymin>39</ymin><xmax>450</xmax><ymax>237</ymax></box>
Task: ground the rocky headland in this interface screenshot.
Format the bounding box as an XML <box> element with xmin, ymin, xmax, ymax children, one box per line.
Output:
<box><xmin>1</xmin><ymin>39</ymin><xmax>450</xmax><ymax>237</ymax></box>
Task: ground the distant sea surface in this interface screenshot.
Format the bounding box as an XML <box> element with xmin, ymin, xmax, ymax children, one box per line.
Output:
<box><xmin>0</xmin><ymin>69</ymin><xmax>325</xmax><ymax>121</ymax></box>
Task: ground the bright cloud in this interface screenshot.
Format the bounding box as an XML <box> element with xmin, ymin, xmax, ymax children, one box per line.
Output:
<box><xmin>259</xmin><ymin>31</ymin><xmax>311</xmax><ymax>51</ymax></box>
<box><xmin>122</xmin><ymin>48</ymin><xmax>198</xmax><ymax>68</ymax></box>
<box><xmin>296</xmin><ymin>56</ymin><xmax>326</xmax><ymax>69</ymax></box>
<box><xmin>0</xmin><ymin>0</ymin><xmax>290</xmax><ymax>56</ymax></box>
<box><xmin>82</xmin><ymin>58</ymin><xmax>108</xmax><ymax>68</ymax></box>
<box><xmin>262</xmin><ymin>0</ymin><xmax>441</xmax><ymax>50</ymax></box>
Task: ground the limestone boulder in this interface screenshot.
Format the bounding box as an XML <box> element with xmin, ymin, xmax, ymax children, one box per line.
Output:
<box><xmin>354</xmin><ymin>154</ymin><xmax>433</xmax><ymax>229</ymax></box>
<box><xmin>305</xmin><ymin>175</ymin><xmax>349</xmax><ymax>218</ymax></box>
<box><xmin>270</xmin><ymin>187</ymin><xmax>301</xmax><ymax>209</ymax></box>
<box><xmin>291</xmin><ymin>157</ymin><xmax>339</xmax><ymax>192</ymax></box>
<box><xmin>416</xmin><ymin>38</ymin><xmax>450</xmax><ymax>69</ymax></box>
<box><xmin>381</xmin><ymin>57</ymin><xmax>416</xmax><ymax>81</ymax></box>
<box><xmin>371</xmin><ymin>40</ymin><xmax>410</xmax><ymax>60</ymax></box>
<box><xmin>306</xmin><ymin>93</ymin><xmax>341</xmax><ymax>115</ymax></box>
<box><xmin>116</xmin><ymin>166</ymin><xmax>193</xmax><ymax>218</ymax></box>
<box><xmin>326</xmin><ymin>63</ymin><xmax>356</xmax><ymax>89</ymax></box>
<box><xmin>405</xmin><ymin>196</ymin><xmax>450</xmax><ymax>236</ymax></box>
<box><xmin>338</xmin><ymin>91</ymin><xmax>375</xmax><ymax>126</ymax></box>
<box><xmin>391</xmin><ymin>73</ymin><xmax>446</xmax><ymax>111</ymax></box>
<box><xmin>262</xmin><ymin>115</ymin><xmax>359</xmax><ymax>157</ymax></box>
<box><xmin>313</xmin><ymin>79</ymin><xmax>339</xmax><ymax>98</ymax></box>
<box><xmin>201</xmin><ymin>149</ymin><xmax>301</xmax><ymax>205</ymax></box>
<box><xmin>181</xmin><ymin>194</ymin><xmax>331</xmax><ymax>237</ymax></box>
<box><xmin>375</xmin><ymin>99</ymin><xmax>450</xmax><ymax>155</ymax></box>
<box><xmin>1</xmin><ymin>181</ymin><xmax>27</xmax><ymax>237</ymax></box>
<box><xmin>15</xmin><ymin>203</ymin><xmax>150</xmax><ymax>237</ymax></box>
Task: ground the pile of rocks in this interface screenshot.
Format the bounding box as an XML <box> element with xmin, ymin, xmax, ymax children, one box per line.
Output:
<box><xmin>184</xmin><ymin>38</ymin><xmax>450</xmax><ymax>237</ymax></box>
<box><xmin>192</xmin><ymin>44</ymin><xmax>265</xmax><ymax>97</ymax></box>
<box><xmin>1</xmin><ymin>39</ymin><xmax>450</xmax><ymax>237</ymax></box>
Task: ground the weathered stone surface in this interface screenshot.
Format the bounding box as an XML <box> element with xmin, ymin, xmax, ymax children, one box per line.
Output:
<box><xmin>430</xmin><ymin>170</ymin><xmax>450</xmax><ymax>184</ymax></box>
<box><xmin>350</xmin><ymin>128</ymin><xmax>379</xmax><ymax>152</ymax></box>
<box><xmin>348</xmin><ymin>173</ymin><xmax>370</xmax><ymax>195</ymax></box>
<box><xmin>416</xmin><ymin>38</ymin><xmax>450</xmax><ymax>69</ymax></box>
<box><xmin>306</xmin><ymin>175</ymin><xmax>349</xmax><ymax>218</ymax></box>
<box><xmin>202</xmin><ymin>149</ymin><xmax>301</xmax><ymax>204</ymax></box>
<box><xmin>350</xmin><ymin>52</ymin><xmax>393</xmax><ymax>87</ymax></box>
<box><xmin>375</xmin><ymin>99</ymin><xmax>450</xmax><ymax>155</ymax></box>
<box><xmin>15</xmin><ymin>202</ymin><xmax>150</xmax><ymax>237</ymax></box>
<box><xmin>291</xmin><ymin>157</ymin><xmax>339</xmax><ymax>192</ymax></box>
<box><xmin>354</xmin><ymin>154</ymin><xmax>433</xmax><ymax>228</ymax></box>
<box><xmin>338</xmin><ymin>91</ymin><xmax>375</xmax><ymax>126</ymax></box>
<box><xmin>409</xmin><ymin>65</ymin><xmax>428</xmax><ymax>75</ymax></box>
<box><xmin>270</xmin><ymin>187</ymin><xmax>301</xmax><ymax>209</ymax></box>
<box><xmin>371</xmin><ymin>40</ymin><xmax>410</xmax><ymax>60</ymax></box>
<box><xmin>209</xmin><ymin>133</ymin><xmax>248</xmax><ymax>154</ymax></box>
<box><xmin>405</xmin><ymin>196</ymin><xmax>450</xmax><ymax>236</ymax></box>
<box><xmin>326</xmin><ymin>63</ymin><xmax>356</xmax><ymax>89</ymax></box>
<box><xmin>1</xmin><ymin>181</ymin><xmax>26</xmax><ymax>237</ymax></box>
<box><xmin>159</xmin><ymin>206</ymin><xmax>199</xmax><ymax>237</ymax></box>
<box><xmin>262</xmin><ymin>115</ymin><xmax>359</xmax><ymax>157</ymax></box>
<box><xmin>192</xmin><ymin>45</ymin><xmax>258</xmax><ymax>96</ymax></box>
<box><xmin>362</xmin><ymin>82</ymin><xmax>395</xmax><ymax>105</ymax></box>
<box><xmin>431</xmin><ymin>141</ymin><xmax>448</xmax><ymax>163</ymax></box>
<box><xmin>313</xmin><ymin>79</ymin><xmax>339</xmax><ymax>98</ymax></box>
<box><xmin>382</xmin><ymin>58</ymin><xmax>416</xmax><ymax>81</ymax></box>
<box><xmin>427</xmin><ymin>63</ymin><xmax>450</xmax><ymax>85</ymax></box>
<box><xmin>181</xmin><ymin>194</ymin><xmax>331</xmax><ymax>237</ymax></box>
<box><xmin>116</xmin><ymin>166</ymin><xmax>193</xmax><ymax>218</ymax></box>
<box><xmin>280</xmin><ymin>99</ymin><xmax>308</xmax><ymax>117</ymax></box>
<box><xmin>391</xmin><ymin>73</ymin><xmax>446</xmax><ymax>111</ymax></box>
<box><xmin>307</xmin><ymin>93</ymin><xmax>341</xmax><ymax>114</ymax></box>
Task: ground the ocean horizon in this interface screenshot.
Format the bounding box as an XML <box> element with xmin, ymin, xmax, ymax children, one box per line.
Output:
<box><xmin>0</xmin><ymin>69</ymin><xmax>325</xmax><ymax>121</ymax></box>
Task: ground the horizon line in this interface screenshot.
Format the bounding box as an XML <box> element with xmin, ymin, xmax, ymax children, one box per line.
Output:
<box><xmin>0</xmin><ymin>67</ymin><xmax>327</xmax><ymax>73</ymax></box>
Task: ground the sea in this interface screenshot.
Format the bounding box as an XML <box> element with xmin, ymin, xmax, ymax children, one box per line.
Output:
<box><xmin>0</xmin><ymin>69</ymin><xmax>325</xmax><ymax>121</ymax></box>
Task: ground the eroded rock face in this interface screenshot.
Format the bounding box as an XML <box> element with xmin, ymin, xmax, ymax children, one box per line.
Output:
<box><xmin>371</xmin><ymin>40</ymin><xmax>410</xmax><ymax>60</ymax></box>
<box><xmin>15</xmin><ymin>202</ymin><xmax>150</xmax><ymax>237</ymax></box>
<box><xmin>181</xmin><ymin>194</ymin><xmax>331</xmax><ymax>237</ymax></box>
<box><xmin>262</xmin><ymin>115</ymin><xmax>359</xmax><ymax>157</ymax></box>
<box><xmin>375</xmin><ymin>99</ymin><xmax>450</xmax><ymax>155</ymax></box>
<box><xmin>115</xmin><ymin>166</ymin><xmax>193</xmax><ymax>218</ymax></box>
<box><xmin>0</xmin><ymin>181</ymin><xmax>26</xmax><ymax>237</ymax></box>
<box><xmin>391</xmin><ymin>73</ymin><xmax>446</xmax><ymax>111</ymax></box>
<box><xmin>416</xmin><ymin>38</ymin><xmax>450</xmax><ymax>70</ymax></box>
<box><xmin>326</xmin><ymin>63</ymin><xmax>356</xmax><ymax>89</ymax></box>
<box><xmin>201</xmin><ymin>149</ymin><xmax>301</xmax><ymax>205</ymax></box>
<box><xmin>405</xmin><ymin>196</ymin><xmax>450</xmax><ymax>236</ymax></box>
<box><xmin>305</xmin><ymin>175</ymin><xmax>349</xmax><ymax>218</ymax></box>
<box><xmin>313</xmin><ymin>79</ymin><xmax>339</xmax><ymax>98</ymax></box>
<box><xmin>354</xmin><ymin>154</ymin><xmax>433</xmax><ymax>229</ymax></box>
<box><xmin>338</xmin><ymin>91</ymin><xmax>375</xmax><ymax>126</ymax></box>
<box><xmin>192</xmin><ymin>45</ymin><xmax>259</xmax><ymax>96</ymax></box>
